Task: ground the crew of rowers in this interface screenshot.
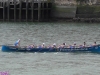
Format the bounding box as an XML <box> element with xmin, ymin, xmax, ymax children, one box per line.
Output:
<box><xmin>26</xmin><ymin>42</ymin><xmax>97</xmax><ymax>49</ymax></box>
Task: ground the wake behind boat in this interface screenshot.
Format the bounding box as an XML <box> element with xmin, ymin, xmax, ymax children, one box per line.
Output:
<box><xmin>1</xmin><ymin>44</ymin><xmax>100</xmax><ymax>53</ymax></box>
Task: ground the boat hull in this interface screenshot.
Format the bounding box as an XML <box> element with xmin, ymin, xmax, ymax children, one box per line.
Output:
<box><xmin>1</xmin><ymin>45</ymin><xmax>100</xmax><ymax>53</ymax></box>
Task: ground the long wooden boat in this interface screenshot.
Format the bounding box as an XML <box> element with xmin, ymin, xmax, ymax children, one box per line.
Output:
<box><xmin>1</xmin><ymin>44</ymin><xmax>100</xmax><ymax>53</ymax></box>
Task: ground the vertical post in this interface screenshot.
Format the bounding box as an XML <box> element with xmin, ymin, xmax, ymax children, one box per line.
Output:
<box><xmin>14</xmin><ymin>0</ymin><xmax>16</xmax><ymax>22</ymax></box>
<box><xmin>7</xmin><ymin>0</ymin><xmax>10</xmax><ymax>21</ymax></box>
<box><xmin>42</xmin><ymin>0</ymin><xmax>44</xmax><ymax>21</ymax></box>
<box><xmin>3</xmin><ymin>1</ymin><xmax>5</xmax><ymax>21</ymax></box>
<box><xmin>38</xmin><ymin>0</ymin><xmax>41</xmax><ymax>21</ymax></box>
<box><xmin>19</xmin><ymin>0</ymin><xmax>22</xmax><ymax>21</ymax></box>
<box><xmin>31</xmin><ymin>0</ymin><xmax>34</xmax><ymax>21</ymax></box>
<box><xmin>47</xmin><ymin>2</ymin><xmax>48</xmax><ymax>20</ymax></box>
<box><xmin>26</xmin><ymin>0</ymin><xmax>28</xmax><ymax>22</ymax></box>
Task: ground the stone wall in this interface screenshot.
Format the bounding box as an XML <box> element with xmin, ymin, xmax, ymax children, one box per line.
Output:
<box><xmin>76</xmin><ymin>5</ymin><xmax>100</xmax><ymax>18</ymax></box>
<box><xmin>52</xmin><ymin>5</ymin><xmax>76</xmax><ymax>18</ymax></box>
<box><xmin>52</xmin><ymin>0</ymin><xmax>100</xmax><ymax>19</ymax></box>
<box><xmin>54</xmin><ymin>0</ymin><xmax>76</xmax><ymax>6</ymax></box>
<box><xmin>52</xmin><ymin>0</ymin><xmax>76</xmax><ymax>19</ymax></box>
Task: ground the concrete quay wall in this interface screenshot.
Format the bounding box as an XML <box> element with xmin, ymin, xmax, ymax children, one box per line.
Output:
<box><xmin>0</xmin><ymin>0</ymin><xmax>52</xmax><ymax>22</ymax></box>
<box><xmin>0</xmin><ymin>0</ymin><xmax>100</xmax><ymax>22</ymax></box>
<box><xmin>51</xmin><ymin>0</ymin><xmax>100</xmax><ymax>22</ymax></box>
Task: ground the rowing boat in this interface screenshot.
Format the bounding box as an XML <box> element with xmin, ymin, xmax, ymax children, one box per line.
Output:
<box><xmin>1</xmin><ymin>44</ymin><xmax>100</xmax><ymax>53</ymax></box>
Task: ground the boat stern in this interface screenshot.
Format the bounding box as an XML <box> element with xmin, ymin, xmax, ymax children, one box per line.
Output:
<box><xmin>1</xmin><ymin>45</ymin><xmax>17</xmax><ymax>52</ymax></box>
<box><xmin>2</xmin><ymin>45</ymin><xmax>9</xmax><ymax>52</ymax></box>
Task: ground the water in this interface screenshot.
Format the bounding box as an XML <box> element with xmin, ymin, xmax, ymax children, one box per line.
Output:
<box><xmin>0</xmin><ymin>22</ymin><xmax>100</xmax><ymax>75</ymax></box>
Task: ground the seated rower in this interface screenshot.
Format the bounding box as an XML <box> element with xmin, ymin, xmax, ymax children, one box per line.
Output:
<box><xmin>52</xmin><ymin>43</ymin><xmax>56</xmax><ymax>48</ymax></box>
<box><xmin>27</xmin><ymin>44</ymin><xmax>34</xmax><ymax>49</ymax></box>
<box><xmin>69</xmin><ymin>45</ymin><xmax>73</xmax><ymax>48</ymax></box>
<box><xmin>14</xmin><ymin>39</ymin><xmax>20</xmax><ymax>47</ymax></box>
<box><xmin>73</xmin><ymin>42</ymin><xmax>76</xmax><ymax>48</ymax></box>
<box><xmin>59</xmin><ymin>43</ymin><xmax>66</xmax><ymax>48</ymax></box>
<box><xmin>79</xmin><ymin>45</ymin><xmax>83</xmax><ymax>48</ymax></box>
<box><xmin>93</xmin><ymin>42</ymin><xmax>96</xmax><ymax>46</ymax></box>
<box><xmin>60</xmin><ymin>43</ymin><xmax>67</xmax><ymax>48</ymax></box>
<box><xmin>38</xmin><ymin>45</ymin><xmax>42</xmax><ymax>48</ymax></box>
<box><xmin>41</xmin><ymin>43</ymin><xmax>45</xmax><ymax>48</ymax></box>
<box><xmin>83</xmin><ymin>42</ymin><xmax>86</xmax><ymax>47</ymax></box>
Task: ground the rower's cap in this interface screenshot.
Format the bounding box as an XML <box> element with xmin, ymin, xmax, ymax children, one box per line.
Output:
<box><xmin>53</xmin><ymin>43</ymin><xmax>56</xmax><ymax>45</ymax></box>
<box><xmin>43</xmin><ymin>43</ymin><xmax>45</xmax><ymax>45</ymax></box>
<box><xmin>74</xmin><ymin>42</ymin><xmax>76</xmax><ymax>44</ymax></box>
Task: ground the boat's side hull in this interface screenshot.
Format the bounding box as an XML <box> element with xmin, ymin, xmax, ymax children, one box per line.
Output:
<box><xmin>1</xmin><ymin>45</ymin><xmax>100</xmax><ymax>53</ymax></box>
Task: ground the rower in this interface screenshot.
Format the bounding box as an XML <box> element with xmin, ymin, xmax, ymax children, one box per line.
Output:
<box><xmin>73</xmin><ymin>42</ymin><xmax>76</xmax><ymax>48</ymax></box>
<box><xmin>62</xmin><ymin>43</ymin><xmax>67</xmax><ymax>48</ymax></box>
<box><xmin>29</xmin><ymin>44</ymin><xmax>34</xmax><ymax>48</ymax></box>
<box><xmin>79</xmin><ymin>45</ymin><xmax>83</xmax><ymax>48</ymax></box>
<box><xmin>52</xmin><ymin>43</ymin><xmax>56</xmax><ymax>48</ymax></box>
<box><xmin>69</xmin><ymin>45</ymin><xmax>73</xmax><ymax>48</ymax></box>
<box><xmin>93</xmin><ymin>42</ymin><xmax>96</xmax><ymax>46</ymax></box>
<box><xmin>41</xmin><ymin>43</ymin><xmax>45</xmax><ymax>48</ymax></box>
<box><xmin>83</xmin><ymin>42</ymin><xmax>86</xmax><ymax>47</ymax></box>
<box><xmin>14</xmin><ymin>39</ymin><xmax>20</xmax><ymax>47</ymax></box>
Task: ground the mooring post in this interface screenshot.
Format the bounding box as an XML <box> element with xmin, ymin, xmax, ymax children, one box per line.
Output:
<box><xmin>31</xmin><ymin>0</ymin><xmax>34</xmax><ymax>22</ymax></box>
<box><xmin>3</xmin><ymin>1</ymin><xmax>5</xmax><ymax>21</ymax></box>
<box><xmin>19</xmin><ymin>0</ymin><xmax>22</xmax><ymax>22</ymax></box>
<box><xmin>14</xmin><ymin>0</ymin><xmax>16</xmax><ymax>22</ymax></box>
<box><xmin>26</xmin><ymin>0</ymin><xmax>28</xmax><ymax>22</ymax></box>
<box><xmin>38</xmin><ymin>0</ymin><xmax>41</xmax><ymax>21</ymax></box>
<box><xmin>7</xmin><ymin>0</ymin><xmax>10</xmax><ymax>21</ymax></box>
